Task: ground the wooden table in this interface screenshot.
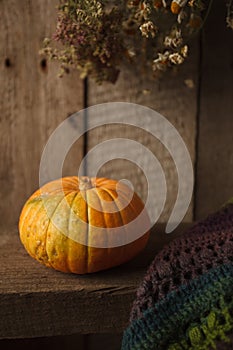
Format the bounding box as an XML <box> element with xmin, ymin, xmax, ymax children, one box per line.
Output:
<box><xmin>0</xmin><ymin>224</ymin><xmax>189</xmax><ymax>339</ymax></box>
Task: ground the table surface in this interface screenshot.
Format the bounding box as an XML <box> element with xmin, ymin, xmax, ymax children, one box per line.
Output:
<box><xmin>0</xmin><ymin>223</ymin><xmax>190</xmax><ymax>339</ymax></box>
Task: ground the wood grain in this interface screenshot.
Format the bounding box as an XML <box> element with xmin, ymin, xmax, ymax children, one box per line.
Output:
<box><xmin>195</xmin><ymin>1</ymin><xmax>233</xmax><ymax>219</ymax></box>
<box><xmin>87</xmin><ymin>41</ymin><xmax>199</xmax><ymax>224</ymax></box>
<box><xmin>0</xmin><ymin>224</ymin><xmax>189</xmax><ymax>339</ymax></box>
<box><xmin>86</xmin><ymin>334</ymin><xmax>122</xmax><ymax>350</ymax></box>
<box><xmin>0</xmin><ymin>334</ymin><xmax>85</xmax><ymax>350</ymax></box>
<box><xmin>0</xmin><ymin>0</ymin><xmax>84</xmax><ymax>228</ymax></box>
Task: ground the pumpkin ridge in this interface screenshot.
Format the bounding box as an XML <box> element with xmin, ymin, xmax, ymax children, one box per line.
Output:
<box><xmin>96</xmin><ymin>188</ymin><xmax>109</xmax><ymax>248</ymax></box>
<box><xmin>86</xmin><ymin>189</ymin><xmax>107</xmax><ymax>272</ymax></box>
<box><xmin>101</xmin><ymin>188</ymin><xmax>124</xmax><ymax>226</ymax></box>
<box><xmin>66</xmin><ymin>176</ymin><xmax>79</xmax><ymax>187</ymax></box>
<box><xmin>20</xmin><ymin>199</ymin><xmax>48</xmax><ymax>263</ymax></box>
<box><xmin>105</xmin><ymin>188</ymin><xmax>132</xmax><ymax>246</ymax></box>
<box><xmin>44</xmin><ymin>193</ymin><xmax>72</xmax><ymax>267</ymax></box>
<box><xmin>119</xmin><ymin>191</ymin><xmax>144</xmax><ymax>219</ymax></box>
<box><xmin>118</xmin><ymin>191</ymin><xmax>144</xmax><ymax>245</ymax></box>
<box><xmin>98</xmin><ymin>188</ymin><xmax>118</xmax><ymax>263</ymax></box>
<box><xmin>97</xmin><ymin>188</ymin><xmax>109</xmax><ymax>235</ymax></box>
<box><xmin>103</xmin><ymin>188</ymin><xmax>127</xmax><ymax>227</ymax></box>
<box><xmin>103</xmin><ymin>188</ymin><xmax>126</xmax><ymax>260</ymax></box>
<box><xmin>29</xmin><ymin>200</ymin><xmax>55</xmax><ymax>261</ymax></box>
<box><xmin>40</xmin><ymin>189</ymin><xmax>76</xmax><ymax>197</ymax></box>
<box><xmin>19</xmin><ymin>198</ymin><xmax>45</xmax><ymax>237</ymax></box>
<box><xmin>83</xmin><ymin>189</ymin><xmax>89</xmax><ymax>274</ymax></box>
<box><xmin>93</xmin><ymin>178</ymin><xmax>110</xmax><ymax>187</ymax></box>
<box><xmin>59</xmin><ymin>176</ymin><xmax>78</xmax><ymax>189</ymax></box>
<box><xmin>66</xmin><ymin>191</ymin><xmax>80</xmax><ymax>272</ymax></box>
<box><xmin>34</xmin><ymin>177</ymin><xmax>77</xmax><ymax>198</ymax></box>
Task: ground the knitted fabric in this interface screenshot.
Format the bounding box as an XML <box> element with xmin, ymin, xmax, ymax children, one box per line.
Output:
<box><xmin>122</xmin><ymin>204</ymin><xmax>233</xmax><ymax>350</ymax></box>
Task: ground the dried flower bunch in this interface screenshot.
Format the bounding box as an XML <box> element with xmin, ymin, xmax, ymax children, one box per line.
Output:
<box><xmin>41</xmin><ymin>0</ymin><xmax>231</xmax><ymax>83</ymax></box>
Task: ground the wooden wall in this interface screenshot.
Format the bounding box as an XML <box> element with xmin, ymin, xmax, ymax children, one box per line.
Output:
<box><xmin>195</xmin><ymin>0</ymin><xmax>233</xmax><ymax>219</ymax></box>
<box><xmin>1</xmin><ymin>1</ymin><xmax>233</xmax><ymax>230</ymax></box>
<box><xmin>0</xmin><ymin>0</ymin><xmax>233</xmax><ymax>349</ymax></box>
<box><xmin>0</xmin><ymin>0</ymin><xmax>84</xmax><ymax>228</ymax></box>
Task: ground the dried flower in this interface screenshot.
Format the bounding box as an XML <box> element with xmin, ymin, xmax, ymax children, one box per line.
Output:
<box><xmin>164</xmin><ymin>29</ymin><xmax>183</xmax><ymax>48</ymax></box>
<box><xmin>169</xmin><ymin>52</ymin><xmax>184</xmax><ymax>65</ymax></box>
<box><xmin>153</xmin><ymin>52</ymin><xmax>170</xmax><ymax>71</ymax></box>
<box><xmin>40</xmin><ymin>0</ymin><xmax>232</xmax><ymax>84</ymax></box>
<box><xmin>171</xmin><ymin>0</ymin><xmax>188</xmax><ymax>14</ymax></box>
<box><xmin>140</xmin><ymin>2</ymin><xmax>152</xmax><ymax>20</ymax></box>
<box><xmin>140</xmin><ymin>21</ymin><xmax>157</xmax><ymax>38</ymax></box>
<box><xmin>177</xmin><ymin>9</ymin><xmax>187</xmax><ymax>24</ymax></box>
<box><xmin>181</xmin><ymin>45</ymin><xmax>188</xmax><ymax>57</ymax></box>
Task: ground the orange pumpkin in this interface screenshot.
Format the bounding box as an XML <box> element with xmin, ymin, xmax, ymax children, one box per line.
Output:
<box><xmin>19</xmin><ymin>176</ymin><xmax>150</xmax><ymax>274</ymax></box>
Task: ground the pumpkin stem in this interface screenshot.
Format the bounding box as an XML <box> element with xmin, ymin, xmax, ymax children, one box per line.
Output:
<box><xmin>79</xmin><ymin>176</ymin><xmax>93</xmax><ymax>190</ymax></box>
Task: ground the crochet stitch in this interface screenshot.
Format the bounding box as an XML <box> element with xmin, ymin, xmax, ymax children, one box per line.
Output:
<box><xmin>122</xmin><ymin>203</ymin><xmax>233</xmax><ymax>350</ymax></box>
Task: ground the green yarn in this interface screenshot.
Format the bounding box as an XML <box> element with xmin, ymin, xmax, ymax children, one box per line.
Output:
<box><xmin>189</xmin><ymin>326</ymin><xmax>203</xmax><ymax>346</ymax></box>
<box><xmin>122</xmin><ymin>264</ymin><xmax>233</xmax><ymax>350</ymax></box>
<box><xmin>223</xmin><ymin>197</ymin><xmax>233</xmax><ymax>206</ymax></box>
<box><xmin>168</xmin><ymin>301</ymin><xmax>233</xmax><ymax>350</ymax></box>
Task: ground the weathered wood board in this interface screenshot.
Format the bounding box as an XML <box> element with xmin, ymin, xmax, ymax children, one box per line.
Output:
<box><xmin>0</xmin><ymin>0</ymin><xmax>84</xmax><ymax>228</ymax></box>
<box><xmin>0</xmin><ymin>224</ymin><xmax>187</xmax><ymax>339</ymax></box>
<box><xmin>0</xmin><ymin>334</ymin><xmax>85</xmax><ymax>350</ymax></box>
<box><xmin>195</xmin><ymin>1</ymin><xmax>233</xmax><ymax>219</ymax></box>
<box><xmin>87</xmin><ymin>43</ymin><xmax>199</xmax><ymax>224</ymax></box>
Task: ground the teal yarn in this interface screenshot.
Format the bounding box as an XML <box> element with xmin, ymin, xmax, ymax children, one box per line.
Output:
<box><xmin>122</xmin><ymin>264</ymin><xmax>233</xmax><ymax>350</ymax></box>
<box><xmin>122</xmin><ymin>204</ymin><xmax>233</xmax><ymax>350</ymax></box>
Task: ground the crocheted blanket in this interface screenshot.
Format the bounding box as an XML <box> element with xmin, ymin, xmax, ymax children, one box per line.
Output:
<box><xmin>122</xmin><ymin>203</ymin><xmax>233</xmax><ymax>350</ymax></box>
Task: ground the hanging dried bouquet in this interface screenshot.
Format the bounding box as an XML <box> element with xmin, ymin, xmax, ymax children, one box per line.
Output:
<box><xmin>41</xmin><ymin>0</ymin><xmax>233</xmax><ymax>83</ymax></box>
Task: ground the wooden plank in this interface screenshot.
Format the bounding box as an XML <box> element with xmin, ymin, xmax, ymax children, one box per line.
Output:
<box><xmin>87</xmin><ymin>41</ymin><xmax>199</xmax><ymax>224</ymax></box>
<box><xmin>195</xmin><ymin>1</ymin><xmax>233</xmax><ymax>219</ymax></box>
<box><xmin>0</xmin><ymin>0</ymin><xmax>84</xmax><ymax>228</ymax></box>
<box><xmin>0</xmin><ymin>334</ymin><xmax>85</xmax><ymax>350</ymax></box>
<box><xmin>0</xmin><ymin>224</ymin><xmax>189</xmax><ymax>339</ymax></box>
<box><xmin>86</xmin><ymin>334</ymin><xmax>122</xmax><ymax>350</ymax></box>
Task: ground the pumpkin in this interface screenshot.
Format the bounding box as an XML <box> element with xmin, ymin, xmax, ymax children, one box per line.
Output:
<box><xmin>19</xmin><ymin>176</ymin><xmax>150</xmax><ymax>274</ymax></box>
